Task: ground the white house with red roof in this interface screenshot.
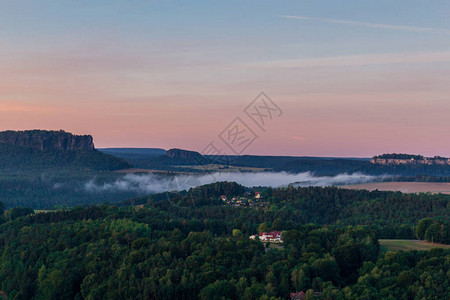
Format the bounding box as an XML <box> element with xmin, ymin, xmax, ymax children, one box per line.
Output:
<box><xmin>250</xmin><ymin>231</ymin><xmax>283</xmax><ymax>243</ymax></box>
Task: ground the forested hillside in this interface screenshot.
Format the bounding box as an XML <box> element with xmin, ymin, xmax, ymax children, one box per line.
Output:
<box><xmin>0</xmin><ymin>130</ymin><xmax>133</xmax><ymax>208</ymax></box>
<box><xmin>0</xmin><ymin>183</ymin><xmax>449</xmax><ymax>299</ymax></box>
<box><xmin>139</xmin><ymin>183</ymin><xmax>450</xmax><ymax>240</ymax></box>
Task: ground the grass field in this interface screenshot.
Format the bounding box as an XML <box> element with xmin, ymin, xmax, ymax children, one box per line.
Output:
<box><xmin>379</xmin><ymin>239</ymin><xmax>450</xmax><ymax>251</ymax></box>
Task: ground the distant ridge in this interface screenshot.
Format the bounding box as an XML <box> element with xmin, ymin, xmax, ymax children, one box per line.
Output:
<box><xmin>166</xmin><ymin>148</ymin><xmax>203</xmax><ymax>161</ymax></box>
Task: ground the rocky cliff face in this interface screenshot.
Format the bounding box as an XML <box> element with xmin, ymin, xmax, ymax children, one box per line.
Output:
<box><xmin>371</xmin><ymin>157</ymin><xmax>450</xmax><ymax>166</ymax></box>
<box><xmin>0</xmin><ymin>130</ymin><xmax>94</xmax><ymax>152</ymax></box>
<box><xmin>166</xmin><ymin>148</ymin><xmax>203</xmax><ymax>161</ymax></box>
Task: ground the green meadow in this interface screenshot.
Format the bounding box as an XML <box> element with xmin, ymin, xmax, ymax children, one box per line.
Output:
<box><xmin>380</xmin><ymin>239</ymin><xmax>450</xmax><ymax>251</ymax></box>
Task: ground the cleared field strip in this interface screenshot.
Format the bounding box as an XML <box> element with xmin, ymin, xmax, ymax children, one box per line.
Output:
<box><xmin>379</xmin><ymin>239</ymin><xmax>450</xmax><ymax>251</ymax></box>
<box><xmin>342</xmin><ymin>182</ymin><xmax>450</xmax><ymax>194</ymax></box>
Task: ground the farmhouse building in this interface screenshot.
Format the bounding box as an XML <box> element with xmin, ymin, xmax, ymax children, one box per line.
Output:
<box><xmin>250</xmin><ymin>231</ymin><xmax>283</xmax><ymax>243</ymax></box>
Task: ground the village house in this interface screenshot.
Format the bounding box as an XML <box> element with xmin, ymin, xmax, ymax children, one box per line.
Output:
<box><xmin>250</xmin><ymin>231</ymin><xmax>283</xmax><ymax>243</ymax></box>
<box><xmin>290</xmin><ymin>291</ymin><xmax>305</xmax><ymax>300</ymax></box>
<box><xmin>218</xmin><ymin>192</ymin><xmax>268</xmax><ymax>208</ymax></box>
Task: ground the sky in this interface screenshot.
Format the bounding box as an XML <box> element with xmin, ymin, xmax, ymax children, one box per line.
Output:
<box><xmin>1</xmin><ymin>0</ymin><xmax>450</xmax><ymax>157</ymax></box>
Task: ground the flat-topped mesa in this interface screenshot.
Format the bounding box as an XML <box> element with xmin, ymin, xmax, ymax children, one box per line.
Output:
<box><xmin>166</xmin><ymin>148</ymin><xmax>203</xmax><ymax>161</ymax></box>
<box><xmin>0</xmin><ymin>130</ymin><xmax>94</xmax><ymax>152</ymax></box>
<box><xmin>371</xmin><ymin>153</ymin><xmax>450</xmax><ymax>166</ymax></box>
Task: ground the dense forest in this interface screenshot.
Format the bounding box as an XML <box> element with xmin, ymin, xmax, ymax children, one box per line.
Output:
<box><xmin>140</xmin><ymin>183</ymin><xmax>450</xmax><ymax>240</ymax></box>
<box><xmin>0</xmin><ymin>171</ymin><xmax>141</xmax><ymax>209</ymax></box>
<box><xmin>0</xmin><ymin>182</ymin><xmax>449</xmax><ymax>299</ymax></box>
<box><xmin>273</xmin><ymin>159</ymin><xmax>450</xmax><ymax>176</ymax></box>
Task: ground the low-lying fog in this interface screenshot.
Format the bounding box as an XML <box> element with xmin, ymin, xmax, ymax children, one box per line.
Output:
<box><xmin>85</xmin><ymin>172</ymin><xmax>389</xmax><ymax>194</ymax></box>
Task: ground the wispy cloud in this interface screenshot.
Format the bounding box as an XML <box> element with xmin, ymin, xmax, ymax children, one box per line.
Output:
<box><xmin>84</xmin><ymin>172</ymin><xmax>387</xmax><ymax>194</ymax></box>
<box><xmin>281</xmin><ymin>15</ymin><xmax>450</xmax><ymax>35</ymax></box>
<box><xmin>242</xmin><ymin>51</ymin><xmax>450</xmax><ymax>69</ymax></box>
<box><xmin>291</xmin><ymin>136</ymin><xmax>305</xmax><ymax>141</ymax></box>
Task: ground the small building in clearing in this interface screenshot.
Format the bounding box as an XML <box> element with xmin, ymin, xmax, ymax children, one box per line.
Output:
<box><xmin>290</xmin><ymin>291</ymin><xmax>305</xmax><ymax>300</ymax></box>
<box><xmin>250</xmin><ymin>231</ymin><xmax>283</xmax><ymax>243</ymax></box>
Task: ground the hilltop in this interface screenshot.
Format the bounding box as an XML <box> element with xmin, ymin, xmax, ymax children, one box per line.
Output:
<box><xmin>372</xmin><ymin>153</ymin><xmax>450</xmax><ymax>166</ymax></box>
<box><xmin>0</xmin><ymin>130</ymin><xmax>131</xmax><ymax>171</ymax></box>
<box><xmin>166</xmin><ymin>148</ymin><xmax>203</xmax><ymax>160</ymax></box>
<box><xmin>99</xmin><ymin>148</ymin><xmax>207</xmax><ymax>172</ymax></box>
<box><xmin>0</xmin><ymin>130</ymin><xmax>94</xmax><ymax>152</ymax></box>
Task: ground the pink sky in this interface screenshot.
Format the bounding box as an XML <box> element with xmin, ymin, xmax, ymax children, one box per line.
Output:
<box><xmin>1</xmin><ymin>49</ymin><xmax>450</xmax><ymax>157</ymax></box>
<box><xmin>1</xmin><ymin>2</ymin><xmax>450</xmax><ymax>157</ymax></box>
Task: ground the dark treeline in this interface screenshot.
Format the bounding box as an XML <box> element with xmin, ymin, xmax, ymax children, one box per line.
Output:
<box><xmin>373</xmin><ymin>154</ymin><xmax>425</xmax><ymax>160</ymax></box>
<box><xmin>396</xmin><ymin>175</ymin><xmax>450</xmax><ymax>182</ymax></box>
<box><xmin>415</xmin><ymin>218</ymin><xmax>450</xmax><ymax>244</ymax></box>
<box><xmin>274</xmin><ymin>159</ymin><xmax>450</xmax><ymax>176</ymax></box>
<box><xmin>96</xmin><ymin>148</ymin><xmax>450</xmax><ymax>177</ymax></box>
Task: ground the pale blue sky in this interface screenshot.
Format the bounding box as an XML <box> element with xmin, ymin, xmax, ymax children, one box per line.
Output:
<box><xmin>1</xmin><ymin>1</ymin><xmax>450</xmax><ymax>156</ymax></box>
